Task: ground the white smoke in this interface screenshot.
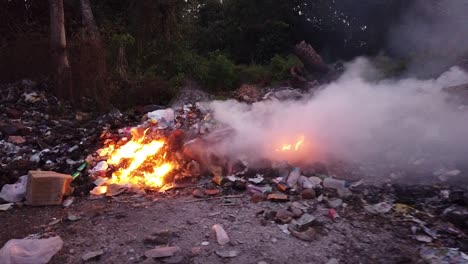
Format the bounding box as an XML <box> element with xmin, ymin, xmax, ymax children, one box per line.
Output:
<box><xmin>207</xmin><ymin>58</ymin><xmax>468</xmax><ymax>166</ymax></box>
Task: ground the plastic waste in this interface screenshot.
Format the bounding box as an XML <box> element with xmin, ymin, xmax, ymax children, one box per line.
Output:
<box><xmin>247</xmin><ymin>184</ymin><xmax>272</xmax><ymax>195</ymax></box>
<box><xmin>0</xmin><ymin>236</ymin><xmax>63</xmax><ymax>264</ymax></box>
<box><xmin>298</xmin><ymin>176</ymin><xmax>314</xmax><ymax>189</ymax></box>
<box><xmin>420</xmin><ymin>246</ymin><xmax>468</xmax><ymax>263</ymax></box>
<box><xmin>147</xmin><ymin>109</ymin><xmax>175</xmax><ymax>129</ymax></box>
<box><xmin>364</xmin><ymin>202</ymin><xmax>393</xmax><ymax>215</ymax></box>
<box><xmin>212</xmin><ymin>224</ymin><xmax>230</xmax><ymax>245</ymax></box>
<box><xmin>72</xmin><ymin>162</ymin><xmax>88</xmax><ymax>179</ymax></box>
<box><xmin>0</xmin><ymin>175</ymin><xmax>27</xmax><ymax>203</ymax></box>
<box><xmin>91</xmin><ymin>161</ymin><xmax>108</xmax><ymax>173</ymax></box>
<box><xmin>286</xmin><ymin>167</ymin><xmax>301</xmax><ymax>187</ymax></box>
<box><xmin>323</xmin><ymin>178</ymin><xmax>350</xmax><ymax>196</ymax></box>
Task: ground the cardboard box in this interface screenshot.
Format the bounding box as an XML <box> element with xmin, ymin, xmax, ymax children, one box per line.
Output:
<box><xmin>26</xmin><ymin>170</ymin><xmax>72</xmax><ymax>206</ymax></box>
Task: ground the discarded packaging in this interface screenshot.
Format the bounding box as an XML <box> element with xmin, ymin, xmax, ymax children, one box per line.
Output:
<box><xmin>92</xmin><ymin>161</ymin><xmax>108</xmax><ymax>173</ymax></box>
<box><xmin>327</xmin><ymin>198</ymin><xmax>343</xmax><ymax>208</ymax></box>
<box><xmin>106</xmin><ymin>184</ymin><xmax>126</xmax><ymax>197</ymax></box>
<box><xmin>298</xmin><ymin>176</ymin><xmax>314</xmax><ymax>189</ymax></box>
<box><xmin>438</xmin><ymin>169</ymin><xmax>461</xmax><ymax>181</ymax></box>
<box><xmin>420</xmin><ymin>246</ymin><xmax>468</xmax><ymax>263</ymax></box>
<box><xmin>328</xmin><ymin>209</ymin><xmax>340</xmax><ymax>222</ymax></box>
<box><xmin>0</xmin><ymin>203</ymin><xmax>13</xmax><ymax>211</ymax></box>
<box><xmin>212</xmin><ymin>224</ymin><xmax>230</xmax><ymax>245</ymax></box>
<box><xmin>415</xmin><ymin>235</ymin><xmax>433</xmax><ymax>243</ymax></box>
<box><xmin>26</xmin><ymin>171</ymin><xmax>72</xmax><ymax>206</ymax></box>
<box><xmin>248</xmin><ymin>174</ymin><xmax>264</xmax><ymax>184</ymax></box>
<box><xmin>62</xmin><ymin>197</ymin><xmax>75</xmax><ymax>207</ymax></box>
<box><xmin>0</xmin><ymin>175</ymin><xmax>27</xmax><ymax>203</ymax></box>
<box><xmin>90</xmin><ymin>186</ymin><xmax>108</xmax><ymax>196</ymax></box>
<box><xmin>0</xmin><ymin>236</ymin><xmax>63</xmax><ymax>264</ymax></box>
<box><xmin>294</xmin><ymin>213</ymin><xmax>316</xmax><ymax>231</ymax></box>
<box><xmin>212</xmin><ymin>175</ymin><xmax>227</xmax><ymax>186</ymax></box>
<box><xmin>247</xmin><ymin>184</ymin><xmax>272</xmax><ymax>195</ymax></box>
<box><xmin>323</xmin><ymin>178</ymin><xmax>350</xmax><ymax>196</ymax></box>
<box><xmin>273</xmin><ymin>179</ymin><xmax>290</xmax><ymax>193</ymax></box>
<box><xmin>364</xmin><ymin>202</ymin><xmax>393</xmax><ymax>215</ymax></box>
<box><xmin>72</xmin><ymin>162</ymin><xmax>88</xmax><ymax>179</ymax></box>
<box><xmin>147</xmin><ymin>109</ymin><xmax>175</xmax><ymax>129</ymax></box>
<box><xmin>286</xmin><ymin>167</ymin><xmax>301</xmax><ymax>187</ymax></box>
<box><xmin>288</xmin><ymin>226</ymin><xmax>316</xmax><ymax>241</ymax></box>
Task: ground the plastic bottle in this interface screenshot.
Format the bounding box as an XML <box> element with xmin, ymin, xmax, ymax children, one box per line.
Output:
<box><xmin>286</xmin><ymin>167</ymin><xmax>301</xmax><ymax>187</ymax></box>
<box><xmin>323</xmin><ymin>178</ymin><xmax>350</xmax><ymax>197</ymax></box>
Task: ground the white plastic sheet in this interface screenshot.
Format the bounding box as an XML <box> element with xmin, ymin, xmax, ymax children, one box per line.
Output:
<box><xmin>0</xmin><ymin>236</ymin><xmax>63</xmax><ymax>264</ymax></box>
<box><xmin>0</xmin><ymin>175</ymin><xmax>27</xmax><ymax>203</ymax></box>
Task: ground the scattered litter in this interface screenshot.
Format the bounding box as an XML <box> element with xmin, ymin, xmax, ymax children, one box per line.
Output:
<box><xmin>289</xmin><ymin>226</ymin><xmax>316</xmax><ymax>241</ymax></box>
<box><xmin>106</xmin><ymin>184</ymin><xmax>126</xmax><ymax>197</ymax></box>
<box><xmin>415</xmin><ymin>235</ymin><xmax>433</xmax><ymax>243</ymax></box>
<box><xmin>0</xmin><ymin>203</ymin><xmax>13</xmax><ymax>211</ymax></box>
<box><xmin>0</xmin><ymin>236</ymin><xmax>63</xmax><ymax>264</ymax></box>
<box><xmin>26</xmin><ymin>171</ymin><xmax>72</xmax><ymax>206</ymax></box>
<box><xmin>67</xmin><ymin>212</ymin><xmax>82</xmax><ymax>221</ymax></box>
<box><xmin>294</xmin><ymin>213</ymin><xmax>316</xmax><ymax>231</ymax></box>
<box><xmin>328</xmin><ymin>209</ymin><xmax>340</xmax><ymax>222</ymax></box>
<box><xmin>438</xmin><ymin>170</ymin><xmax>461</xmax><ymax>181</ymax></box>
<box><xmin>248</xmin><ymin>174</ymin><xmax>264</xmax><ymax>184</ymax></box>
<box><xmin>90</xmin><ymin>186</ymin><xmax>108</xmax><ymax>196</ymax></box>
<box><xmin>278</xmin><ymin>224</ymin><xmax>290</xmax><ymax>234</ymax></box>
<box><xmin>364</xmin><ymin>202</ymin><xmax>393</xmax><ymax>215</ymax></box>
<box><xmin>420</xmin><ymin>246</ymin><xmax>468</xmax><ymax>263</ymax></box>
<box><xmin>267</xmin><ymin>193</ymin><xmax>289</xmax><ymax>202</ymax></box>
<box><xmin>62</xmin><ymin>197</ymin><xmax>75</xmax><ymax>207</ymax></box>
<box><xmin>0</xmin><ymin>175</ymin><xmax>27</xmax><ymax>203</ymax></box>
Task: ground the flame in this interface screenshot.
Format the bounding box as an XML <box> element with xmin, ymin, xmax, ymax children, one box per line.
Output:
<box><xmin>276</xmin><ymin>136</ymin><xmax>305</xmax><ymax>152</ymax></box>
<box><xmin>100</xmin><ymin>128</ymin><xmax>174</xmax><ymax>188</ymax></box>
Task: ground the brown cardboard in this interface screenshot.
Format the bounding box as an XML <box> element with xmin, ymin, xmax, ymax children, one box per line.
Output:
<box><xmin>26</xmin><ymin>170</ymin><xmax>72</xmax><ymax>206</ymax></box>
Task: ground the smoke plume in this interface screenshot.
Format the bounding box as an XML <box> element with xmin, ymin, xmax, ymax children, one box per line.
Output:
<box><xmin>388</xmin><ymin>0</ymin><xmax>468</xmax><ymax>77</ymax></box>
<box><xmin>207</xmin><ymin>58</ymin><xmax>468</xmax><ymax>167</ymax></box>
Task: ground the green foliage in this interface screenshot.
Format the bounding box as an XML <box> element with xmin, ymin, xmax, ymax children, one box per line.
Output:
<box><xmin>110</xmin><ymin>33</ymin><xmax>135</xmax><ymax>48</ymax></box>
<box><xmin>195</xmin><ymin>52</ymin><xmax>238</xmax><ymax>91</ymax></box>
<box><xmin>236</xmin><ymin>64</ymin><xmax>270</xmax><ymax>84</ymax></box>
<box><xmin>269</xmin><ymin>54</ymin><xmax>303</xmax><ymax>81</ymax></box>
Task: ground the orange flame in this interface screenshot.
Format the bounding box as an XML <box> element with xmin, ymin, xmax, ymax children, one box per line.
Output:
<box><xmin>276</xmin><ymin>136</ymin><xmax>305</xmax><ymax>152</ymax></box>
<box><xmin>100</xmin><ymin>128</ymin><xmax>174</xmax><ymax>188</ymax></box>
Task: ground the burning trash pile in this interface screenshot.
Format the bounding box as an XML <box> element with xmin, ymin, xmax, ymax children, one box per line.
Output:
<box><xmin>85</xmin><ymin>104</ymin><xmax>220</xmax><ymax>195</ymax></box>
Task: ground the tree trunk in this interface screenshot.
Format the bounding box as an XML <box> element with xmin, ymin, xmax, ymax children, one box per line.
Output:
<box><xmin>80</xmin><ymin>0</ymin><xmax>99</xmax><ymax>37</ymax></box>
<box><xmin>49</xmin><ymin>0</ymin><xmax>72</xmax><ymax>100</ymax></box>
<box><xmin>79</xmin><ymin>0</ymin><xmax>110</xmax><ymax>110</ymax></box>
<box><xmin>116</xmin><ymin>46</ymin><xmax>128</xmax><ymax>80</ymax></box>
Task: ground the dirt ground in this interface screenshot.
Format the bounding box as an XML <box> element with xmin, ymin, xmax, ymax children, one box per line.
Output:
<box><xmin>0</xmin><ymin>191</ymin><xmax>423</xmax><ymax>264</ymax></box>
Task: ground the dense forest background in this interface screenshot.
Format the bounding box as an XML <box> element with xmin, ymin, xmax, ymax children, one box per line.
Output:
<box><xmin>1</xmin><ymin>0</ymin><xmax>463</xmax><ymax>110</ymax></box>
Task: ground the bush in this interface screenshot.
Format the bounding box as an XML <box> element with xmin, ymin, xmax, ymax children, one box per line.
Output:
<box><xmin>269</xmin><ymin>54</ymin><xmax>302</xmax><ymax>81</ymax></box>
<box><xmin>236</xmin><ymin>64</ymin><xmax>271</xmax><ymax>84</ymax></box>
<box><xmin>195</xmin><ymin>52</ymin><xmax>238</xmax><ymax>91</ymax></box>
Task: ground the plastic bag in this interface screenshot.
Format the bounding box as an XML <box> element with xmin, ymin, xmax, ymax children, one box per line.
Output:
<box><xmin>147</xmin><ymin>109</ymin><xmax>174</xmax><ymax>129</ymax></box>
<box><xmin>0</xmin><ymin>236</ymin><xmax>63</xmax><ymax>264</ymax></box>
<box><xmin>0</xmin><ymin>175</ymin><xmax>27</xmax><ymax>203</ymax></box>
